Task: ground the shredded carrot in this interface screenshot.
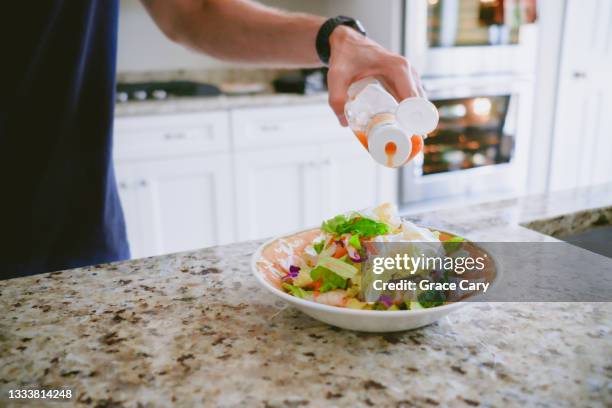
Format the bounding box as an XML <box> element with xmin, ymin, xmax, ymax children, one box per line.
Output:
<box><xmin>438</xmin><ymin>232</ymin><xmax>452</xmax><ymax>241</ymax></box>
<box><xmin>333</xmin><ymin>246</ymin><xmax>348</xmax><ymax>258</ymax></box>
<box><xmin>313</xmin><ymin>282</ymin><xmax>322</xmax><ymax>299</ymax></box>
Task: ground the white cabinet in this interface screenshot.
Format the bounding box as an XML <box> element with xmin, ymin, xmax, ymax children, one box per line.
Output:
<box><xmin>114</xmin><ymin>111</ymin><xmax>230</xmax><ymax>160</ymax></box>
<box><xmin>230</xmin><ymin>103</ymin><xmax>348</xmax><ymax>150</ymax></box>
<box><xmin>115</xmin><ymin>166</ymin><xmax>147</xmax><ymax>257</ymax></box>
<box><xmin>114</xmin><ymin>103</ymin><xmax>399</xmax><ymax>256</ymax></box>
<box><xmin>114</xmin><ymin>111</ymin><xmax>234</xmax><ymax>259</ymax></box>
<box><xmin>321</xmin><ymin>141</ymin><xmax>398</xmax><ymax>218</ymax></box>
<box><xmin>116</xmin><ymin>156</ymin><xmax>234</xmax><ymax>258</ymax></box>
<box><xmin>234</xmin><ymin>146</ymin><xmax>323</xmax><ymax>240</ymax></box>
<box><xmin>549</xmin><ymin>0</ymin><xmax>612</xmax><ymax>191</ymax></box>
<box><xmin>234</xmin><ymin>138</ymin><xmax>398</xmax><ymax>241</ymax></box>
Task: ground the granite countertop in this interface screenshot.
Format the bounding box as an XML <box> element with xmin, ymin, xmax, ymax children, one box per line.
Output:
<box><xmin>1</xmin><ymin>184</ymin><xmax>611</xmax><ymax>407</ymax></box>
<box><xmin>114</xmin><ymin>93</ymin><xmax>329</xmax><ymax>117</ymax></box>
<box><xmin>114</xmin><ymin>68</ymin><xmax>329</xmax><ymax>117</ymax></box>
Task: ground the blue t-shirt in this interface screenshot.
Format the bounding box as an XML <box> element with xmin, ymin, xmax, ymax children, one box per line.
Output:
<box><xmin>1</xmin><ymin>1</ymin><xmax>129</xmax><ymax>278</ymax></box>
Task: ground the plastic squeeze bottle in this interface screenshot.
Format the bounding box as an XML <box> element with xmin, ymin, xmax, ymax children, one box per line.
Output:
<box><xmin>344</xmin><ymin>78</ymin><xmax>439</xmax><ymax>168</ymax></box>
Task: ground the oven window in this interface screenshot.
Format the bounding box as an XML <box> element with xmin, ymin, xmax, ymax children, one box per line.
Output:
<box><xmin>423</xmin><ymin>95</ymin><xmax>515</xmax><ymax>175</ymax></box>
<box><xmin>427</xmin><ymin>0</ymin><xmax>536</xmax><ymax>47</ymax></box>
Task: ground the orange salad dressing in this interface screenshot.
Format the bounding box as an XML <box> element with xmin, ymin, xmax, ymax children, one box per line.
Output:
<box><xmin>354</xmin><ymin>130</ymin><xmax>368</xmax><ymax>149</ymax></box>
<box><xmin>403</xmin><ymin>135</ymin><xmax>424</xmax><ymax>165</ymax></box>
<box><xmin>385</xmin><ymin>141</ymin><xmax>397</xmax><ymax>167</ymax></box>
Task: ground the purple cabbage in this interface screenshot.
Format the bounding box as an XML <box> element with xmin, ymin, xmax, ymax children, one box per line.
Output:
<box><xmin>347</xmin><ymin>246</ymin><xmax>368</xmax><ymax>263</ymax></box>
<box><xmin>287</xmin><ymin>265</ymin><xmax>300</xmax><ymax>278</ymax></box>
<box><xmin>348</xmin><ymin>253</ymin><xmax>366</xmax><ymax>263</ymax></box>
<box><xmin>378</xmin><ymin>295</ymin><xmax>394</xmax><ymax>308</ymax></box>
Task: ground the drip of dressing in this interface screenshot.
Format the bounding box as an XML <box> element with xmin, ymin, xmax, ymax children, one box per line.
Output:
<box><xmin>385</xmin><ymin>141</ymin><xmax>397</xmax><ymax>167</ymax></box>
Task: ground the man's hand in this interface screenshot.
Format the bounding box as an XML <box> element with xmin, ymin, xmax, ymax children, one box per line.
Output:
<box><xmin>327</xmin><ymin>26</ymin><xmax>425</xmax><ymax>126</ymax></box>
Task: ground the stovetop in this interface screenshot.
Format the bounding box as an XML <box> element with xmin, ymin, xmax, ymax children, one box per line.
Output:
<box><xmin>115</xmin><ymin>80</ymin><xmax>221</xmax><ymax>102</ymax></box>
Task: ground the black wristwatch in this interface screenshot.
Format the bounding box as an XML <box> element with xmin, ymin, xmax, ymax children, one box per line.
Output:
<box><xmin>316</xmin><ymin>16</ymin><xmax>366</xmax><ymax>65</ymax></box>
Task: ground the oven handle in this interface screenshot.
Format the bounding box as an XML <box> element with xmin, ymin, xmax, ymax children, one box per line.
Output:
<box><xmin>423</xmin><ymin>77</ymin><xmax>529</xmax><ymax>100</ymax></box>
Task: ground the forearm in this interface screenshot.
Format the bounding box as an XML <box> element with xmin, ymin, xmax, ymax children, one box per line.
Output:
<box><xmin>142</xmin><ymin>0</ymin><xmax>324</xmax><ymax>67</ymax></box>
<box><xmin>143</xmin><ymin>0</ymin><xmax>425</xmax><ymax>125</ymax></box>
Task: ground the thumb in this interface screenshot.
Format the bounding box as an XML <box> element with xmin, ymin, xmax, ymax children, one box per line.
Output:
<box><xmin>326</xmin><ymin>68</ymin><xmax>351</xmax><ymax>127</ymax></box>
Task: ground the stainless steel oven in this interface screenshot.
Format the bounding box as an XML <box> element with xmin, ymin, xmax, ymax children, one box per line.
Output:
<box><xmin>401</xmin><ymin>75</ymin><xmax>533</xmax><ymax>206</ymax></box>
<box><xmin>404</xmin><ymin>0</ymin><xmax>538</xmax><ymax>77</ymax></box>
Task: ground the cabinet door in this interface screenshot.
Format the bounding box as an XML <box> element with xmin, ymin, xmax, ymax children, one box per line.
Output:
<box><xmin>318</xmin><ymin>141</ymin><xmax>399</xmax><ymax>218</ymax></box>
<box><xmin>234</xmin><ymin>146</ymin><xmax>323</xmax><ymax>241</ymax></box>
<box><xmin>550</xmin><ymin>0</ymin><xmax>612</xmax><ymax>190</ymax></box>
<box><xmin>120</xmin><ymin>155</ymin><xmax>234</xmax><ymax>258</ymax></box>
<box><xmin>317</xmin><ymin>141</ymin><xmax>378</xmax><ymax>218</ymax></box>
<box><xmin>115</xmin><ymin>164</ymin><xmax>148</xmax><ymax>258</ymax></box>
<box><xmin>234</xmin><ymin>142</ymin><xmax>400</xmax><ymax>241</ymax></box>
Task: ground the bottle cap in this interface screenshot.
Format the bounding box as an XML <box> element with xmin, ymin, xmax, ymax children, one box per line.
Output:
<box><xmin>396</xmin><ymin>97</ymin><xmax>439</xmax><ymax>135</ymax></box>
<box><xmin>368</xmin><ymin>124</ymin><xmax>412</xmax><ymax>168</ymax></box>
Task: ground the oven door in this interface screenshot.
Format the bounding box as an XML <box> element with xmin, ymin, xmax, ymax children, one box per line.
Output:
<box><xmin>401</xmin><ymin>76</ymin><xmax>532</xmax><ymax>205</ymax></box>
<box><xmin>404</xmin><ymin>0</ymin><xmax>538</xmax><ymax>77</ymax></box>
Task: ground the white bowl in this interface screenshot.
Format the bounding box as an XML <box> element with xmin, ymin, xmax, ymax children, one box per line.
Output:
<box><xmin>251</xmin><ymin>228</ymin><xmax>496</xmax><ymax>333</ymax></box>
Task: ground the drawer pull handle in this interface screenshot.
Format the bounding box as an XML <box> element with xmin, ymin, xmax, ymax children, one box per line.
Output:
<box><xmin>164</xmin><ymin>132</ymin><xmax>187</xmax><ymax>140</ymax></box>
<box><xmin>573</xmin><ymin>71</ymin><xmax>587</xmax><ymax>79</ymax></box>
<box><xmin>259</xmin><ymin>124</ymin><xmax>281</xmax><ymax>132</ymax></box>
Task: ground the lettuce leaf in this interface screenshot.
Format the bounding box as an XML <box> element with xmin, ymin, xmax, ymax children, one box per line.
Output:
<box><xmin>321</xmin><ymin>214</ymin><xmax>389</xmax><ymax>237</ymax></box>
<box><xmin>321</xmin><ymin>215</ymin><xmax>349</xmax><ymax>234</ymax></box>
<box><xmin>310</xmin><ymin>266</ymin><xmax>347</xmax><ymax>293</ymax></box>
<box><xmin>317</xmin><ymin>256</ymin><xmax>358</xmax><ymax>280</ymax></box>
<box><xmin>348</xmin><ymin>233</ymin><xmax>361</xmax><ymax>249</ymax></box>
<box><xmin>417</xmin><ymin>289</ymin><xmax>446</xmax><ymax>308</ymax></box>
<box><xmin>282</xmin><ymin>283</ymin><xmax>309</xmax><ymax>298</ymax></box>
<box><xmin>443</xmin><ymin>236</ymin><xmax>465</xmax><ymax>254</ymax></box>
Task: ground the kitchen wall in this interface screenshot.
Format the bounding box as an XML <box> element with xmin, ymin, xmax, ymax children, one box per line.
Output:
<box><xmin>325</xmin><ymin>0</ymin><xmax>402</xmax><ymax>53</ymax></box>
<box><xmin>117</xmin><ymin>0</ymin><xmax>401</xmax><ymax>73</ymax></box>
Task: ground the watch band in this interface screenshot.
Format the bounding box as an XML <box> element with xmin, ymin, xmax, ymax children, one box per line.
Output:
<box><xmin>316</xmin><ymin>16</ymin><xmax>367</xmax><ymax>65</ymax></box>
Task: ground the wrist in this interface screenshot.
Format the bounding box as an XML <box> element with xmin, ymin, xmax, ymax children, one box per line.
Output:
<box><xmin>329</xmin><ymin>25</ymin><xmax>353</xmax><ymax>50</ymax></box>
<box><xmin>316</xmin><ymin>16</ymin><xmax>366</xmax><ymax>65</ymax></box>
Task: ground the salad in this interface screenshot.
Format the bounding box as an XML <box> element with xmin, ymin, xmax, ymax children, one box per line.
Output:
<box><xmin>278</xmin><ymin>203</ymin><xmax>465</xmax><ymax>311</ymax></box>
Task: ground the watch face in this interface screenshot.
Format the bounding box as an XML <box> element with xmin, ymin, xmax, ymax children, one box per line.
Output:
<box><xmin>338</xmin><ymin>16</ymin><xmax>367</xmax><ymax>36</ymax></box>
<box><xmin>353</xmin><ymin>19</ymin><xmax>366</xmax><ymax>36</ymax></box>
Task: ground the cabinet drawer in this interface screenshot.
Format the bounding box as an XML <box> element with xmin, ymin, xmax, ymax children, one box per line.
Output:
<box><xmin>231</xmin><ymin>103</ymin><xmax>352</xmax><ymax>150</ymax></box>
<box><xmin>114</xmin><ymin>111</ymin><xmax>230</xmax><ymax>160</ymax></box>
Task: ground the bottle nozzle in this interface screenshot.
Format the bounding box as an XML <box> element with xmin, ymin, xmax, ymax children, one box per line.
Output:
<box><xmin>395</xmin><ymin>98</ymin><xmax>439</xmax><ymax>135</ymax></box>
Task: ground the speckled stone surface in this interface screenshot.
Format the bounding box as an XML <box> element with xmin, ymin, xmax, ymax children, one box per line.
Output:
<box><xmin>1</xmin><ymin>184</ymin><xmax>611</xmax><ymax>407</ymax></box>
<box><xmin>114</xmin><ymin>67</ymin><xmax>330</xmax><ymax>117</ymax></box>
<box><xmin>115</xmin><ymin>93</ymin><xmax>329</xmax><ymax>117</ymax></box>
<box><xmin>522</xmin><ymin>206</ymin><xmax>612</xmax><ymax>238</ymax></box>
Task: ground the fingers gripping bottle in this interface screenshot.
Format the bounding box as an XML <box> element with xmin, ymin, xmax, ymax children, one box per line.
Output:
<box><xmin>344</xmin><ymin>78</ymin><xmax>439</xmax><ymax>168</ymax></box>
